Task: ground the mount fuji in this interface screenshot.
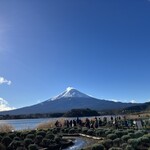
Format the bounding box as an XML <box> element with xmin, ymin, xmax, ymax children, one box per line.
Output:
<box><xmin>0</xmin><ymin>87</ymin><xmax>136</xmax><ymax>115</ymax></box>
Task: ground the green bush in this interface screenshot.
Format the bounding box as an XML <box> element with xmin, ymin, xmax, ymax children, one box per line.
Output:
<box><xmin>125</xmin><ymin>145</ymin><xmax>134</xmax><ymax>150</ymax></box>
<box><xmin>42</xmin><ymin>138</ymin><xmax>51</xmax><ymax>147</ymax></box>
<box><xmin>35</xmin><ymin>135</ymin><xmax>43</xmax><ymax>144</ymax></box>
<box><xmin>1</xmin><ymin>136</ymin><xmax>12</xmax><ymax>147</ymax></box>
<box><xmin>28</xmin><ymin>144</ymin><xmax>38</xmax><ymax>150</ymax></box>
<box><xmin>121</xmin><ymin>143</ymin><xmax>128</xmax><ymax>149</ymax></box>
<box><xmin>115</xmin><ymin>131</ymin><xmax>124</xmax><ymax>138</ymax></box>
<box><xmin>121</xmin><ymin>135</ymin><xmax>131</xmax><ymax>142</ymax></box>
<box><xmin>128</xmin><ymin>133</ymin><xmax>135</xmax><ymax>138</ymax></box>
<box><xmin>24</xmin><ymin>138</ymin><xmax>33</xmax><ymax>148</ymax></box>
<box><xmin>113</xmin><ymin>138</ymin><xmax>121</xmax><ymax>147</ymax></box>
<box><xmin>128</xmin><ymin>139</ymin><xmax>139</xmax><ymax>148</ymax></box>
<box><xmin>82</xmin><ymin>127</ymin><xmax>88</xmax><ymax>134</ymax></box>
<box><xmin>134</xmin><ymin>131</ymin><xmax>144</xmax><ymax>138</ymax></box>
<box><xmin>102</xmin><ymin>139</ymin><xmax>113</xmax><ymax>149</ymax></box>
<box><xmin>26</xmin><ymin>134</ymin><xmax>35</xmax><ymax>140</ymax></box>
<box><xmin>95</xmin><ymin>129</ymin><xmax>105</xmax><ymax>137</ymax></box>
<box><xmin>87</xmin><ymin>129</ymin><xmax>94</xmax><ymax>136</ymax></box>
<box><xmin>107</xmin><ymin>134</ymin><xmax>117</xmax><ymax>140</ymax></box>
<box><xmin>13</xmin><ymin>136</ymin><xmax>21</xmax><ymax>141</ymax></box>
<box><xmin>69</xmin><ymin>128</ymin><xmax>76</xmax><ymax>134</ymax></box>
<box><xmin>36</xmin><ymin>131</ymin><xmax>46</xmax><ymax>137</ymax></box>
<box><xmin>91</xmin><ymin>143</ymin><xmax>105</xmax><ymax>150</ymax></box>
<box><xmin>139</xmin><ymin>136</ymin><xmax>149</xmax><ymax>144</ymax></box>
<box><xmin>109</xmin><ymin>147</ymin><xmax>123</xmax><ymax>150</ymax></box>
<box><xmin>45</xmin><ymin>134</ymin><xmax>55</xmax><ymax>140</ymax></box>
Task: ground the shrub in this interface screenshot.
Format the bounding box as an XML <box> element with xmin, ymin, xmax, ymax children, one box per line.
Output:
<box><xmin>121</xmin><ymin>135</ymin><xmax>131</xmax><ymax>142</ymax></box>
<box><xmin>26</xmin><ymin>134</ymin><xmax>35</xmax><ymax>140</ymax></box>
<box><xmin>82</xmin><ymin>127</ymin><xmax>88</xmax><ymax>134</ymax></box>
<box><xmin>45</xmin><ymin>134</ymin><xmax>55</xmax><ymax>140</ymax></box>
<box><xmin>13</xmin><ymin>136</ymin><xmax>21</xmax><ymax>141</ymax></box>
<box><xmin>109</xmin><ymin>147</ymin><xmax>123</xmax><ymax>150</ymax></box>
<box><xmin>87</xmin><ymin>129</ymin><xmax>94</xmax><ymax>136</ymax></box>
<box><xmin>36</xmin><ymin>131</ymin><xmax>46</xmax><ymax>137</ymax></box>
<box><xmin>102</xmin><ymin>139</ymin><xmax>113</xmax><ymax>149</ymax></box>
<box><xmin>128</xmin><ymin>139</ymin><xmax>139</xmax><ymax>148</ymax></box>
<box><xmin>35</xmin><ymin>135</ymin><xmax>43</xmax><ymax>144</ymax></box>
<box><xmin>113</xmin><ymin>138</ymin><xmax>121</xmax><ymax>147</ymax></box>
<box><xmin>69</xmin><ymin>128</ymin><xmax>76</xmax><ymax>134</ymax></box>
<box><xmin>134</xmin><ymin>131</ymin><xmax>144</xmax><ymax>138</ymax></box>
<box><xmin>28</xmin><ymin>144</ymin><xmax>38</xmax><ymax>150</ymax></box>
<box><xmin>24</xmin><ymin>138</ymin><xmax>33</xmax><ymax>148</ymax></box>
<box><xmin>107</xmin><ymin>134</ymin><xmax>117</xmax><ymax>140</ymax></box>
<box><xmin>115</xmin><ymin>131</ymin><xmax>124</xmax><ymax>138</ymax></box>
<box><xmin>91</xmin><ymin>143</ymin><xmax>105</xmax><ymax>150</ymax></box>
<box><xmin>105</xmin><ymin>130</ymin><xmax>112</xmax><ymax>135</ymax></box>
<box><xmin>128</xmin><ymin>133</ymin><xmax>135</xmax><ymax>138</ymax></box>
<box><xmin>8</xmin><ymin>133</ymin><xmax>16</xmax><ymax>139</ymax></box>
<box><xmin>1</xmin><ymin>136</ymin><xmax>12</xmax><ymax>147</ymax></box>
<box><xmin>42</xmin><ymin>138</ymin><xmax>51</xmax><ymax>147</ymax></box>
<box><xmin>95</xmin><ymin>129</ymin><xmax>105</xmax><ymax>137</ymax></box>
<box><xmin>121</xmin><ymin>143</ymin><xmax>128</xmax><ymax>149</ymax></box>
<box><xmin>139</xmin><ymin>136</ymin><xmax>149</xmax><ymax>144</ymax></box>
<box><xmin>125</xmin><ymin>145</ymin><xmax>134</xmax><ymax>150</ymax></box>
<box><xmin>54</xmin><ymin>135</ymin><xmax>62</xmax><ymax>144</ymax></box>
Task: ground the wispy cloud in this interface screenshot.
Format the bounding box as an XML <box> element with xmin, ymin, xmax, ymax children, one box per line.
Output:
<box><xmin>0</xmin><ymin>77</ymin><xmax>11</xmax><ymax>85</ymax></box>
<box><xmin>130</xmin><ymin>100</ymin><xmax>136</xmax><ymax>103</ymax></box>
<box><xmin>0</xmin><ymin>97</ymin><xmax>15</xmax><ymax>111</ymax></box>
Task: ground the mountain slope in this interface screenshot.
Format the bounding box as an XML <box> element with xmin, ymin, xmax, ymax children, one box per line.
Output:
<box><xmin>0</xmin><ymin>87</ymin><xmax>137</xmax><ymax>115</ymax></box>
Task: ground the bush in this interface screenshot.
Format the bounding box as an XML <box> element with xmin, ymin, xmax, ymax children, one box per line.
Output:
<box><xmin>13</xmin><ymin>136</ymin><xmax>21</xmax><ymax>141</ymax></box>
<box><xmin>107</xmin><ymin>134</ymin><xmax>117</xmax><ymax>140</ymax></box>
<box><xmin>45</xmin><ymin>134</ymin><xmax>55</xmax><ymax>140</ymax></box>
<box><xmin>69</xmin><ymin>128</ymin><xmax>76</xmax><ymax>134</ymax></box>
<box><xmin>121</xmin><ymin>143</ymin><xmax>128</xmax><ymax>149</ymax></box>
<box><xmin>113</xmin><ymin>138</ymin><xmax>121</xmax><ymax>147</ymax></box>
<box><xmin>36</xmin><ymin>131</ymin><xmax>46</xmax><ymax>137</ymax></box>
<box><xmin>95</xmin><ymin>129</ymin><xmax>105</xmax><ymax>137</ymax></box>
<box><xmin>115</xmin><ymin>131</ymin><xmax>124</xmax><ymax>138</ymax></box>
<box><xmin>1</xmin><ymin>136</ymin><xmax>12</xmax><ymax>147</ymax></box>
<box><xmin>128</xmin><ymin>139</ymin><xmax>139</xmax><ymax>148</ymax></box>
<box><xmin>26</xmin><ymin>134</ymin><xmax>35</xmax><ymax>140</ymax></box>
<box><xmin>134</xmin><ymin>131</ymin><xmax>144</xmax><ymax>138</ymax></box>
<box><xmin>139</xmin><ymin>136</ymin><xmax>149</xmax><ymax>144</ymax></box>
<box><xmin>87</xmin><ymin>129</ymin><xmax>94</xmax><ymax>136</ymax></box>
<box><xmin>125</xmin><ymin>145</ymin><xmax>134</xmax><ymax>150</ymax></box>
<box><xmin>35</xmin><ymin>135</ymin><xmax>43</xmax><ymax>144</ymax></box>
<box><xmin>92</xmin><ymin>143</ymin><xmax>105</xmax><ymax>150</ymax></box>
<box><xmin>28</xmin><ymin>144</ymin><xmax>38</xmax><ymax>150</ymax></box>
<box><xmin>24</xmin><ymin>138</ymin><xmax>33</xmax><ymax>148</ymax></box>
<box><xmin>42</xmin><ymin>138</ymin><xmax>51</xmax><ymax>147</ymax></box>
<box><xmin>109</xmin><ymin>147</ymin><xmax>123</xmax><ymax>150</ymax></box>
<box><xmin>121</xmin><ymin>135</ymin><xmax>131</xmax><ymax>142</ymax></box>
<box><xmin>102</xmin><ymin>139</ymin><xmax>113</xmax><ymax>149</ymax></box>
<box><xmin>82</xmin><ymin>127</ymin><xmax>88</xmax><ymax>134</ymax></box>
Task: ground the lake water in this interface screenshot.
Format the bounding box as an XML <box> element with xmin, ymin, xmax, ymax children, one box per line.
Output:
<box><xmin>0</xmin><ymin>115</ymin><xmax>123</xmax><ymax>130</ymax></box>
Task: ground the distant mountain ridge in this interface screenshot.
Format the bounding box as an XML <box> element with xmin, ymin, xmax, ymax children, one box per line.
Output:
<box><xmin>0</xmin><ymin>87</ymin><xmax>137</xmax><ymax>115</ymax></box>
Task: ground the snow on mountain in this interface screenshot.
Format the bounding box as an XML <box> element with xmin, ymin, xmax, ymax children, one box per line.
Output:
<box><xmin>51</xmin><ymin>87</ymin><xmax>91</xmax><ymax>100</ymax></box>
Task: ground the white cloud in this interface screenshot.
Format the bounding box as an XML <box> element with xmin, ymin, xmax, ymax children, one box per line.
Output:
<box><xmin>0</xmin><ymin>77</ymin><xmax>11</xmax><ymax>85</ymax></box>
<box><xmin>110</xmin><ymin>99</ymin><xmax>120</xmax><ymax>102</ymax></box>
<box><xmin>0</xmin><ymin>97</ymin><xmax>15</xmax><ymax>111</ymax></box>
<box><xmin>130</xmin><ymin>100</ymin><xmax>136</xmax><ymax>103</ymax></box>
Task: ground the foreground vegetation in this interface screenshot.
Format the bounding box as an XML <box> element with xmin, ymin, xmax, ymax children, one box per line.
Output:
<box><xmin>0</xmin><ymin>125</ymin><xmax>150</xmax><ymax>150</ymax></box>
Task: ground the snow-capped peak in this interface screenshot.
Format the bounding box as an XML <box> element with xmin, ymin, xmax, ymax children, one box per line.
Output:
<box><xmin>51</xmin><ymin>87</ymin><xmax>91</xmax><ymax>100</ymax></box>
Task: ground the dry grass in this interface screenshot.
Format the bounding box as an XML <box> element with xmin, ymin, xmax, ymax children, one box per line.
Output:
<box><xmin>36</xmin><ymin>118</ymin><xmax>66</xmax><ymax>130</ymax></box>
<box><xmin>0</xmin><ymin>123</ymin><xmax>14</xmax><ymax>132</ymax></box>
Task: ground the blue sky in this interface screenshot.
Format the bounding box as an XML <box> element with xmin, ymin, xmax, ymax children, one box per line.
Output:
<box><xmin>0</xmin><ymin>0</ymin><xmax>150</xmax><ymax>110</ymax></box>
